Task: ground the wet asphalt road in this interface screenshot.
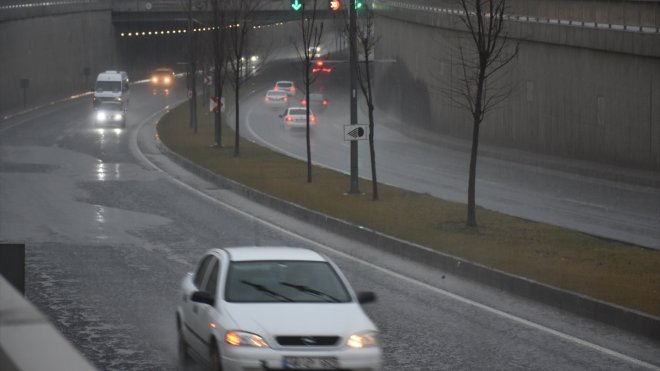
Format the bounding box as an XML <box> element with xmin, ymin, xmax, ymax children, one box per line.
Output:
<box><xmin>1</xmin><ymin>77</ymin><xmax>659</xmax><ymax>370</ymax></box>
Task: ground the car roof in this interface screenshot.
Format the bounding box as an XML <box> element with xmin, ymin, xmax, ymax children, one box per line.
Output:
<box><xmin>219</xmin><ymin>247</ymin><xmax>326</xmax><ymax>262</ymax></box>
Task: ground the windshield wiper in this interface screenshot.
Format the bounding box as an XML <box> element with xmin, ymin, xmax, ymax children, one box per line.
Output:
<box><xmin>280</xmin><ymin>282</ymin><xmax>340</xmax><ymax>302</ymax></box>
<box><xmin>240</xmin><ymin>280</ymin><xmax>293</xmax><ymax>302</ymax></box>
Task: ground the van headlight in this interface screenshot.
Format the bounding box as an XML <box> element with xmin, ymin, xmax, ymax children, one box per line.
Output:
<box><xmin>113</xmin><ymin>113</ymin><xmax>124</xmax><ymax>121</ymax></box>
<box><xmin>346</xmin><ymin>332</ymin><xmax>379</xmax><ymax>348</ymax></box>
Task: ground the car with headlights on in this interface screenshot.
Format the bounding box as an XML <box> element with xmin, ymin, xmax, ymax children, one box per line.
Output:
<box><xmin>279</xmin><ymin>107</ymin><xmax>316</xmax><ymax>130</ymax></box>
<box><xmin>176</xmin><ymin>246</ymin><xmax>381</xmax><ymax>371</ymax></box>
<box><xmin>93</xmin><ymin>101</ymin><xmax>126</xmax><ymax>128</ymax></box>
<box><xmin>150</xmin><ymin>67</ymin><xmax>175</xmax><ymax>88</ymax></box>
<box><xmin>264</xmin><ymin>89</ymin><xmax>289</xmax><ymax>108</ymax></box>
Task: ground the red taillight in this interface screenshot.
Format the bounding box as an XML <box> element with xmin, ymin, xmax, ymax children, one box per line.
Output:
<box><xmin>310</xmin><ymin>115</ymin><xmax>316</xmax><ymax>123</ymax></box>
<box><xmin>291</xmin><ymin>86</ymin><xmax>296</xmax><ymax>94</ymax></box>
<box><xmin>301</xmin><ymin>99</ymin><xmax>307</xmax><ymax>106</ymax></box>
<box><xmin>322</xmin><ymin>99</ymin><xmax>328</xmax><ymax>106</ymax></box>
<box><xmin>286</xmin><ymin>115</ymin><xmax>293</xmax><ymax>122</ymax></box>
<box><xmin>265</xmin><ymin>97</ymin><xmax>269</xmax><ymax>102</ymax></box>
<box><xmin>284</xmin><ymin>96</ymin><xmax>288</xmax><ymax>102</ymax></box>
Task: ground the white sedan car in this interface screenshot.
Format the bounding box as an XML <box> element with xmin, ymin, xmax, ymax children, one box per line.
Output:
<box><xmin>264</xmin><ymin>89</ymin><xmax>289</xmax><ymax>108</ymax></box>
<box><xmin>176</xmin><ymin>247</ymin><xmax>382</xmax><ymax>371</ymax></box>
<box><xmin>280</xmin><ymin>107</ymin><xmax>316</xmax><ymax>130</ymax></box>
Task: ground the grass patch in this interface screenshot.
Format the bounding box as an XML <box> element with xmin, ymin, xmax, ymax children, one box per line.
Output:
<box><xmin>158</xmin><ymin>100</ymin><xmax>660</xmax><ymax>317</ymax></box>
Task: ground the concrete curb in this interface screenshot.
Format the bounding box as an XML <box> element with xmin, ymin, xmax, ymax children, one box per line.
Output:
<box><xmin>154</xmin><ymin>134</ymin><xmax>660</xmax><ymax>342</ymax></box>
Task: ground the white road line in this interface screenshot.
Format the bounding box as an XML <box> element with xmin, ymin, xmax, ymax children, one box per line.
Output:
<box><xmin>134</xmin><ymin>110</ymin><xmax>660</xmax><ymax>371</ymax></box>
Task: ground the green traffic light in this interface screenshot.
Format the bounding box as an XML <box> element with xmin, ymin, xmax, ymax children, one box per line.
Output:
<box><xmin>355</xmin><ymin>0</ymin><xmax>362</xmax><ymax>9</ymax></box>
<box><xmin>291</xmin><ymin>0</ymin><xmax>302</xmax><ymax>11</ymax></box>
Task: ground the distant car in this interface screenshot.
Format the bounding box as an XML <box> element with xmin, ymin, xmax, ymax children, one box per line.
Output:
<box><xmin>301</xmin><ymin>93</ymin><xmax>328</xmax><ymax>111</ymax></box>
<box><xmin>280</xmin><ymin>107</ymin><xmax>316</xmax><ymax>130</ymax></box>
<box><xmin>274</xmin><ymin>80</ymin><xmax>296</xmax><ymax>96</ymax></box>
<box><xmin>94</xmin><ymin>101</ymin><xmax>126</xmax><ymax>128</ymax></box>
<box><xmin>150</xmin><ymin>68</ymin><xmax>175</xmax><ymax>87</ymax></box>
<box><xmin>176</xmin><ymin>246</ymin><xmax>381</xmax><ymax>371</ymax></box>
<box><xmin>264</xmin><ymin>89</ymin><xmax>288</xmax><ymax>108</ymax></box>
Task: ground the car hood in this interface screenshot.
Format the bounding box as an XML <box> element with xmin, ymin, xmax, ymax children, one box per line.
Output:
<box><xmin>224</xmin><ymin>302</ymin><xmax>377</xmax><ymax>337</ymax></box>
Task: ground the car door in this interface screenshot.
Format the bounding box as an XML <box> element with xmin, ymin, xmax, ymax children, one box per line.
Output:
<box><xmin>189</xmin><ymin>256</ymin><xmax>220</xmax><ymax>359</ymax></box>
<box><xmin>196</xmin><ymin>257</ymin><xmax>221</xmax><ymax>361</ymax></box>
<box><xmin>182</xmin><ymin>255</ymin><xmax>213</xmax><ymax>352</ymax></box>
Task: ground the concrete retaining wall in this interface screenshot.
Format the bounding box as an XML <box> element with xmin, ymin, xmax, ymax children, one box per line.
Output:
<box><xmin>0</xmin><ymin>6</ymin><xmax>117</xmax><ymax>116</ymax></box>
<box><xmin>373</xmin><ymin>4</ymin><xmax>660</xmax><ymax>171</ymax></box>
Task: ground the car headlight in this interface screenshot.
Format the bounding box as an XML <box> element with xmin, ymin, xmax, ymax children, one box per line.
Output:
<box><xmin>96</xmin><ymin>112</ymin><xmax>107</xmax><ymax>121</ymax></box>
<box><xmin>346</xmin><ymin>332</ymin><xmax>379</xmax><ymax>348</ymax></box>
<box><xmin>225</xmin><ymin>331</ymin><xmax>270</xmax><ymax>348</ymax></box>
<box><xmin>152</xmin><ymin>76</ymin><xmax>158</xmax><ymax>83</ymax></box>
<box><xmin>113</xmin><ymin>113</ymin><xmax>124</xmax><ymax>121</ymax></box>
<box><xmin>164</xmin><ymin>77</ymin><xmax>171</xmax><ymax>84</ymax></box>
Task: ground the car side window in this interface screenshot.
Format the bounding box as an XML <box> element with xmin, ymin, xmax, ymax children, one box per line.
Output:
<box><xmin>201</xmin><ymin>258</ymin><xmax>220</xmax><ymax>298</ymax></box>
<box><xmin>193</xmin><ymin>255</ymin><xmax>213</xmax><ymax>288</ymax></box>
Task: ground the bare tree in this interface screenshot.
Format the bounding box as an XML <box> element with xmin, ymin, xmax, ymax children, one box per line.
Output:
<box><xmin>225</xmin><ymin>0</ymin><xmax>263</xmax><ymax>157</ymax></box>
<box><xmin>211</xmin><ymin>0</ymin><xmax>228</xmax><ymax>147</ymax></box>
<box><xmin>452</xmin><ymin>0</ymin><xmax>519</xmax><ymax>227</ymax></box>
<box><xmin>294</xmin><ymin>0</ymin><xmax>324</xmax><ymax>183</ymax></box>
<box><xmin>352</xmin><ymin>4</ymin><xmax>380</xmax><ymax>200</ymax></box>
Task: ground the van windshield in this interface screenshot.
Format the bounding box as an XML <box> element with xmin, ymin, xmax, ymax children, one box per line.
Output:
<box><xmin>96</xmin><ymin>81</ymin><xmax>121</xmax><ymax>92</ymax></box>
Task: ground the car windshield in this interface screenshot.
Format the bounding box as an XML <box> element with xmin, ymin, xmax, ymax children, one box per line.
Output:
<box><xmin>224</xmin><ymin>261</ymin><xmax>351</xmax><ymax>303</ymax></box>
<box><xmin>289</xmin><ymin>108</ymin><xmax>307</xmax><ymax>115</ymax></box>
<box><xmin>268</xmin><ymin>90</ymin><xmax>286</xmax><ymax>97</ymax></box>
<box><xmin>277</xmin><ymin>82</ymin><xmax>292</xmax><ymax>88</ymax></box>
<box><xmin>95</xmin><ymin>81</ymin><xmax>121</xmax><ymax>92</ymax></box>
<box><xmin>309</xmin><ymin>94</ymin><xmax>323</xmax><ymax>100</ymax></box>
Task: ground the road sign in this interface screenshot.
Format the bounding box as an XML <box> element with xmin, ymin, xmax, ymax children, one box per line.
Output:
<box><xmin>344</xmin><ymin>124</ymin><xmax>367</xmax><ymax>141</ymax></box>
<box><xmin>210</xmin><ymin>96</ymin><xmax>224</xmax><ymax>113</ymax></box>
<box><xmin>291</xmin><ymin>0</ymin><xmax>302</xmax><ymax>11</ymax></box>
<box><xmin>204</xmin><ymin>75</ymin><xmax>212</xmax><ymax>86</ymax></box>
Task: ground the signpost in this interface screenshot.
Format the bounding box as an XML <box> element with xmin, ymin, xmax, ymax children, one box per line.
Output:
<box><xmin>344</xmin><ymin>124</ymin><xmax>367</xmax><ymax>141</ymax></box>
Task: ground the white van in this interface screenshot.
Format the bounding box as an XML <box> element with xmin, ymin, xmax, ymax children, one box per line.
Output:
<box><xmin>93</xmin><ymin>70</ymin><xmax>130</xmax><ymax>109</ymax></box>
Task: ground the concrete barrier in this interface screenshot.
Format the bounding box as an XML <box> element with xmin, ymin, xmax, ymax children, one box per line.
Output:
<box><xmin>0</xmin><ymin>275</ymin><xmax>98</xmax><ymax>371</ymax></box>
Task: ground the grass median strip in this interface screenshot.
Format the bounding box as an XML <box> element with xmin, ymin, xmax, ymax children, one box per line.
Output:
<box><xmin>158</xmin><ymin>100</ymin><xmax>660</xmax><ymax>317</ymax></box>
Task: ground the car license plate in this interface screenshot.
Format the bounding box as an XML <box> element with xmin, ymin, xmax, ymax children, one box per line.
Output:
<box><xmin>283</xmin><ymin>356</ymin><xmax>338</xmax><ymax>369</ymax></box>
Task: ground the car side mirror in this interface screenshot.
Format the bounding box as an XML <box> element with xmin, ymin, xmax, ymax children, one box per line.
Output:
<box><xmin>191</xmin><ymin>291</ymin><xmax>215</xmax><ymax>306</ymax></box>
<box><xmin>357</xmin><ymin>291</ymin><xmax>376</xmax><ymax>304</ymax></box>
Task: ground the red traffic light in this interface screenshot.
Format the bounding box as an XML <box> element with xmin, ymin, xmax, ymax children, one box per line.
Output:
<box><xmin>329</xmin><ymin>0</ymin><xmax>340</xmax><ymax>11</ymax></box>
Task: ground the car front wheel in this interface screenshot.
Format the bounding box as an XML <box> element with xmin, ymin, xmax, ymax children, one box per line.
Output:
<box><xmin>210</xmin><ymin>340</ymin><xmax>223</xmax><ymax>371</ymax></box>
<box><xmin>177</xmin><ymin>319</ymin><xmax>191</xmax><ymax>369</ymax></box>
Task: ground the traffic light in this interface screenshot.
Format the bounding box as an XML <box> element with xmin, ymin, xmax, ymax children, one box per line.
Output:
<box><xmin>291</xmin><ymin>0</ymin><xmax>302</xmax><ymax>11</ymax></box>
<box><xmin>355</xmin><ymin>0</ymin><xmax>363</xmax><ymax>9</ymax></box>
<box><xmin>329</xmin><ymin>0</ymin><xmax>340</xmax><ymax>11</ymax></box>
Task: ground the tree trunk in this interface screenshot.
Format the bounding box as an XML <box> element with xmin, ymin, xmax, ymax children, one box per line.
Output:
<box><xmin>467</xmin><ymin>116</ymin><xmax>480</xmax><ymax>227</ymax></box>
<box><xmin>233</xmin><ymin>62</ymin><xmax>240</xmax><ymax>157</ymax></box>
